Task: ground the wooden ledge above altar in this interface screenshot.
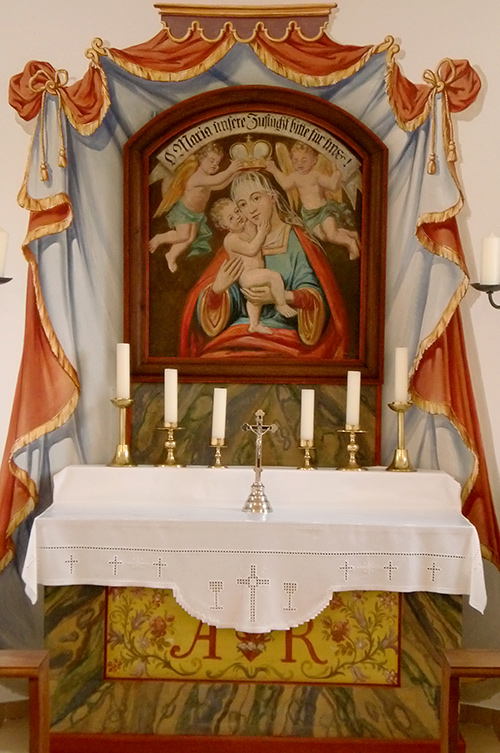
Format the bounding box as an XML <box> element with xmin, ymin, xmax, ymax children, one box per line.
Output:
<box><xmin>22</xmin><ymin>466</ymin><xmax>486</xmax><ymax>633</ymax></box>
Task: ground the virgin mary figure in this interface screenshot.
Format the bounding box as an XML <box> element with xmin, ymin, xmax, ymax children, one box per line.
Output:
<box><xmin>179</xmin><ymin>171</ymin><xmax>350</xmax><ymax>360</ymax></box>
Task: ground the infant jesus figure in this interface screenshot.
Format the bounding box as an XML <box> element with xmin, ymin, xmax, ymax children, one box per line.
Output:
<box><xmin>210</xmin><ymin>198</ymin><xmax>297</xmax><ymax>335</ymax></box>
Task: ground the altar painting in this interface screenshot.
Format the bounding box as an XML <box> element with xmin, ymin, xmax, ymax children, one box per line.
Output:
<box><xmin>105</xmin><ymin>587</ymin><xmax>400</xmax><ymax>686</ymax></box>
<box><xmin>126</xmin><ymin>87</ymin><xmax>387</xmax><ymax>383</ymax></box>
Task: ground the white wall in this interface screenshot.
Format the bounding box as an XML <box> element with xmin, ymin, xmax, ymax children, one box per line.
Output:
<box><xmin>1</xmin><ymin>0</ymin><xmax>500</xmax><ymax>693</ymax></box>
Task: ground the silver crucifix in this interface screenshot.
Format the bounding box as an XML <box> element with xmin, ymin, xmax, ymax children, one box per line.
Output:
<box><xmin>241</xmin><ymin>409</ymin><xmax>277</xmax><ymax>514</ymax></box>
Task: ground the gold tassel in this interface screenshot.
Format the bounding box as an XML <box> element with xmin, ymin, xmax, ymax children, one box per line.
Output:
<box><xmin>58</xmin><ymin>146</ymin><xmax>67</xmax><ymax>168</ymax></box>
<box><xmin>422</xmin><ymin>60</ymin><xmax>459</xmax><ymax>175</ymax></box>
<box><xmin>29</xmin><ymin>68</ymin><xmax>69</xmax><ymax>180</ymax></box>
<box><xmin>40</xmin><ymin>161</ymin><xmax>49</xmax><ymax>182</ymax></box>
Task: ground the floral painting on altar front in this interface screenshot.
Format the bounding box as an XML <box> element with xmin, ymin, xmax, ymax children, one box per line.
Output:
<box><xmin>104</xmin><ymin>587</ymin><xmax>400</xmax><ymax>685</ymax></box>
<box><xmin>126</xmin><ymin>86</ymin><xmax>387</xmax><ymax>384</ymax></box>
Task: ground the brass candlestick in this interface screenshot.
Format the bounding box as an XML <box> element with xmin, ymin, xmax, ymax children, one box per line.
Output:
<box><xmin>209</xmin><ymin>438</ymin><xmax>227</xmax><ymax>469</ymax></box>
<box><xmin>156</xmin><ymin>423</ymin><xmax>184</xmax><ymax>468</ymax></box>
<box><xmin>298</xmin><ymin>439</ymin><xmax>316</xmax><ymax>470</ymax></box>
<box><xmin>386</xmin><ymin>401</ymin><xmax>415</xmax><ymax>471</ymax></box>
<box><xmin>337</xmin><ymin>426</ymin><xmax>367</xmax><ymax>471</ymax></box>
<box><xmin>108</xmin><ymin>397</ymin><xmax>136</xmax><ymax>467</ymax></box>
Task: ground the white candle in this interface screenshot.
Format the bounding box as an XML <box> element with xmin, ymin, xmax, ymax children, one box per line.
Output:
<box><xmin>0</xmin><ymin>227</ymin><xmax>8</xmax><ymax>277</ymax></box>
<box><xmin>211</xmin><ymin>388</ymin><xmax>227</xmax><ymax>441</ymax></box>
<box><xmin>480</xmin><ymin>234</ymin><xmax>500</xmax><ymax>284</ymax></box>
<box><xmin>394</xmin><ymin>347</ymin><xmax>409</xmax><ymax>403</ymax></box>
<box><xmin>164</xmin><ymin>368</ymin><xmax>178</xmax><ymax>425</ymax></box>
<box><xmin>300</xmin><ymin>389</ymin><xmax>315</xmax><ymax>442</ymax></box>
<box><xmin>116</xmin><ymin>343</ymin><xmax>130</xmax><ymax>399</ymax></box>
<box><xmin>346</xmin><ymin>371</ymin><xmax>361</xmax><ymax>427</ymax></box>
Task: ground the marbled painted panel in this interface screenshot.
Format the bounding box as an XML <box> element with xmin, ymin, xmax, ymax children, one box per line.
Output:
<box><xmin>45</xmin><ymin>586</ymin><xmax>461</xmax><ymax>740</ymax></box>
<box><xmin>131</xmin><ymin>382</ymin><xmax>378</xmax><ymax>468</ymax></box>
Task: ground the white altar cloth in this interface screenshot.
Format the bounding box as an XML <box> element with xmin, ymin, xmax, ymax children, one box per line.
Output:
<box><xmin>22</xmin><ymin>465</ymin><xmax>486</xmax><ymax>632</ymax></box>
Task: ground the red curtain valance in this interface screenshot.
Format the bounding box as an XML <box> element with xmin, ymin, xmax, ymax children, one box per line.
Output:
<box><xmin>9</xmin><ymin>28</ymin><xmax>481</xmax><ymax>136</ymax></box>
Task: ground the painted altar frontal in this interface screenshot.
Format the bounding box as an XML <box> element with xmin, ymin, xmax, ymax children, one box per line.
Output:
<box><xmin>47</xmin><ymin>585</ymin><xmax>458</xmax><ymax>739</ymax></box>
<box><xmin>104</xmin><ymin>587</ymin><xmax>400</xmax><ymax>685</ymax></box>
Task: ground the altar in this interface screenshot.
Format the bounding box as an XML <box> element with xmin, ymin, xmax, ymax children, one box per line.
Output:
<box><xmin>22</xmin><ymin>465</ymin><xmax>483</xmax><ymax>751</ymax></box>
<box><xmin>23</xmin><ymin>465</ymin><xmax>486</xmax><ymax>623</ymax></box>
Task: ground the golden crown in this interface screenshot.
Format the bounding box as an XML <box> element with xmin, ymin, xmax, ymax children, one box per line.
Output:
<box><xmin>229</xmin><ymin>136</ymin><xmax>271</xmax><ymax>168</ymax></box>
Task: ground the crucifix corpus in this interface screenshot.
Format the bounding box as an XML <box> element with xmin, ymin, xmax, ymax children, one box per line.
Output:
<box><xmin>241</xmin><ymin>409</ymin><xmax>277</xmax><ymax>514</ymax></box>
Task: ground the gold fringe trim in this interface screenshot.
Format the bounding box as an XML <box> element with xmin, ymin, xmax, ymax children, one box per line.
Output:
<box><xmin>411</xmin><ymin>277</ymin><xmax>469</xmax><ymax>380</ymax></box>
<box><xmin>16</xmin><ymin>127</ymin><xmax>74</xmax><ymax>240</ymax></box>
<box><xmin>0</xmin><ymin>546</ymin><xmax>14</xmax><ymax>574</ymax></box>
<box><xmin>26</xmin><ymin>249</ymin><xmax>80</xmax><ymax>385</ymax></box>
<box><xmin>408</xmin><ymin>154</ymin><xmax>478</xmax><ymax>527</ymax></box>
<box><xmin>250</xmin><ymin>35</ymin><xmax>394</xmax><ymax>88</ymax></box>
<box><xmin>95</xmin><ymin>32</ymin><xmax>235</xmax><ymax>83</ymax></box>
<box><xmin>411</xmin><ymin>382</ymin><xmax>477</xmax><ymax>511</ymax></box>
<box><xmin>4</xmin><ymin>249</ymin><xmax>80</xmax><ymax>539</ymax></box>
<box><xmin>411</xmin><ymin>156</ymin><xmax>469</xmax><ymax>376</ymax></box>
<box><xmin>2</xmin><ymin>136</ymin><xmax>81</xmax><ymax>546</ymax></box>
<box><xmin>385</xmin><ymin>53</ymin><xmax>432</xmax><ymax>133</ymax></box>
<box><xmin>6</xmin><ymin>495</ymin><xmax>36</xmax><ymax>538</ymax></box>
<box><xmin>17</xmin><ymin>184</ymin><xmax>74</xmax><ymax>244</ymax></box>
<box><xmin>62</xmin><ymin>62</ymin><xmax>111</xmax><ymax>137</ymax></box>
<box><xmin>416</xmin><ymin>189</ymin><xmax>466</xmax><ymax>270</ymax></box>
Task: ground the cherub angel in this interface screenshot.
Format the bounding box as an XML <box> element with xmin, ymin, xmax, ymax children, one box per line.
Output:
<box><xmin>149</xmin><ymin>142</ymin><xmax>243</xmax><ymax>272</ymax></box>
<box><xmin>266</xmin><ymin>141</ymin><xmax>361</xmax><ymax>260</ymax></box>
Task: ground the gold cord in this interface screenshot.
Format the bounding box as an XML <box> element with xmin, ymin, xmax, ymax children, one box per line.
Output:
<box><xmin>28</xmin><ymin>68</ymin><xmax>69</xmax><ymax>181</ymax></box>
<box><xmin>422</xmin><ymin>59</ymin><xmax>457</xmax><ymax>175</ymax></box>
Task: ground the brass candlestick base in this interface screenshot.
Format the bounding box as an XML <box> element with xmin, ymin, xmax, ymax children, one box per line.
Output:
<box><xmin>108</xmin><ymin>397</ymin><xmax>136</xmax><ymax>467</ymax></box>
<box><xmin>209</xmin><ymin>439</ymin><xmax>227</xmax><ymax>469</ymax></box>
<box><xmin>156</xmin><ymin>423</ymin><xmax>184</xmax><ymax>468</ymax></box>
<box><xmin>386</xmin><ymin>401</ymin><xmax>415</xmax><ymax>472</ymax></box>
<box><xmin>337</xmin><ymin>426</ymin><xmax>367</xmax><ymax>471</ymax></box>
<box><xmin>298</xmin><ymin>439</ymin><xmax>316</xmax><ymax>470</ymax></box>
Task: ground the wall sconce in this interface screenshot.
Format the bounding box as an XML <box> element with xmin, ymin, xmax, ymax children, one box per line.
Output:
<box><xmin>471</xmin><ymin>282</ymin><xmax>500</xmax><ymax>309</ymax></box>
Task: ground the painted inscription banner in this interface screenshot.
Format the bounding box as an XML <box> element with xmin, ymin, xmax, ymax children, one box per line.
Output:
<box><xmin>105</xmin><ymin>587</ymin><xmax>400</xmax><ymax>685</ymax></box>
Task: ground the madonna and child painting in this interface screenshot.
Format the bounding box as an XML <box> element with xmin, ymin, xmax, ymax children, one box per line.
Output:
<box><xmin>127</xmin><ymin>93</ymin><xmax>386</xmax><ymax>381</ymax></box>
